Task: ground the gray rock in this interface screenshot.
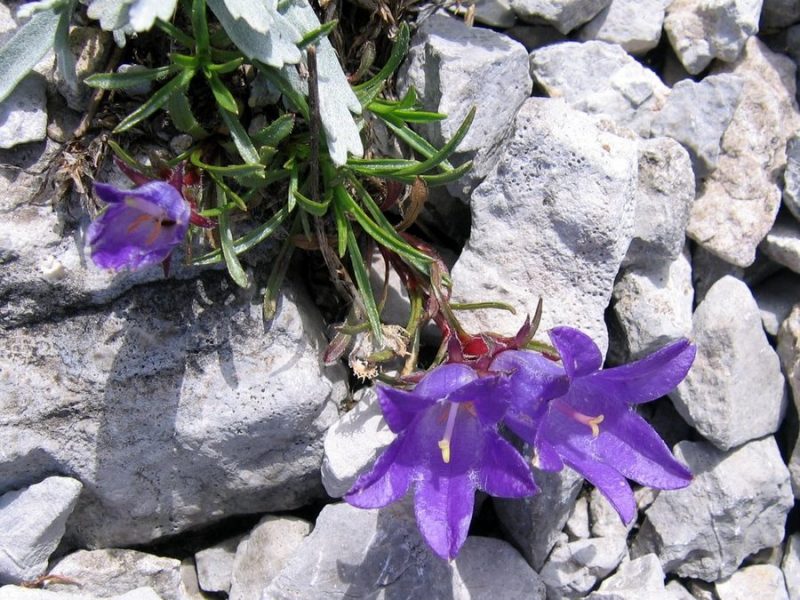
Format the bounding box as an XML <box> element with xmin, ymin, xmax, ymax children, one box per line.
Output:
<box><xmin>262</xmin><ymin>502</ymin><xmax>545</xmax><ymax>599</ymax></box>
<box><xmin>715</xmin><ymin>564</ymin><xmax>790</xmax><ymax>600</ymax></box>
<box><xmin>178</xmin><ymin>558</ymin><xmax>209</xmax><ymax>600</ymax></box>
<box><xmin>784</xmin><ymin>134</ymin><xmax>800</xmax><ymax>221</ymax></box>
<box><xmin>495</xmin><ymin>466</ymin><xmax>584</xmax><ymax>570</ymax></box>
<box><xmin>0</xmin><ymin>76</ymin><xmax>47</xmax><ymax>149</ymax></box>
<box><xmin>627</xmin><ymin>138</ymin><xmax>694</xmax><ymax>269</ymax></box>
<box><xmin>632</xmin><ymin>437</ymin><xmax>794</xmax><ymax>581</ymax></box>
<box><xmin>578</xmin><ymin>0</ymin><xmax>670</xmax><ymax>55</ymax></box>
<box><xmin>782</xmin><ymin>533</ymin><xmax>800</xmax><ymax>600</ymax></box>
<box><xmin>0</xmin><ymin>587</ymin><xmax>163</xmax><ymax>600</ymax></box>
<box><xmin>448</xmin><ymin>0</ymin><xmax>517</xmax><ymax>28</ymax></box>
<box><xmin>321</xmin><ymin>387</ymin><xmax>395</xmax><ymax>498</ymax></box>
<box><xmin>671</xmin><ymin>276</ymin><xmax>786</xmax><ymax>450</ymax></box>
<box><xmin>664</xmin><ymin>0</ymin><xmax>762</xmax><ymax>74</ymax></box>
<box><xmin>687</xmin><ymin>38</ymin><xmax>800</xmax><ymax>267</ymax></box>
<box><xmin>761</xmin><ymin>0</ymin><xmax>800</xmax><ymax>30</ymax></box>
<box><xmin>690</xmin><ymin>245</ymin><xmax>781</xmax><ymax>304</ymax></box>
<box><xmin>778</xmin><ymin>305</ymin><xmax>800</xmax><ymax>498</ymax></box>
<box><xmin>761</xmin><ymin>212</ymin><xmax>800</xmax><ymax>274</ymax></box>
<box><xmin>540</xmin><ymin>534</ymin><xmax>628</xmax><ymax>598</ymax></box>
<box><xmin>611</xmin><ymin>249</ymin><xmax>694</xmax><ymax>363</ymax></box>
<box><xmin>228</xmin><ymin>515</ymin><xmax>311</xmax><ymax>600</ymax></box>
<box><xmin>56</xmin><ymin>27</ymin><xmax>112</xmax><ymax>111</ymax></box>
<box><xmin>565</xmin><ymin>495</ymin><xmax>590</xmax><ymax>540</ymax></box>
<box><xmin>195</xmin><ymin>535</ymin><xmax>244</xmax><ymax>594</ymax></box>
<box><xmin>589</xmin><ymin>484</ymin><xmax>633</xmax><ymax>540</ymax></box>
<box><xmin>451</xmin><ymin>98</ymin><xmax>638</xmax><ymax>353</ymax></box>
<box><xmin>664</xmin><ymin>580</ymin><xmax>696</xmax><ymax>600</ymax></box>
<box><xmin>48</xmin><ymin>549</ymin><xmax>181</xmax><ymax>600</ymax></box>
<box><xmin>511</xmin><ymin>0</ymin><xmax>612</xmax><ymax>33</ymax></box>
<box><xmin>506</xmin><ymin>23</ymin><xmax>565</xmax><ymax>50</ymax></box>
<box><xmin>587</xmin><ymin>554</ymin><xmax>672</xmax><ymax>600</ymax></box>
<box><xmin>398</xmin><ymin>13</ymin><xmax>532</xmax><ymax>199</ymax></box>
<box><xmin>649</xmin><ymin>74</ymin><xmax>743</xmax><ymax>178</ymax></box>
<box><xmin>753</xmin><ymin>270</ymin><xmax>800</xmax><ymax>336</ymax></box>
<box><xmin>0</xmin><ymin>274</ymin><xmax>347</xmax><ymax>547</ymax></box>
<box><xmin>0</xmin><ymin>477</ymin><xmax>82</xmax><ymax>584</ymax></box>
<box><xmin>530</xmin><ymin>41</ymin><xmax>669</xmax><ymax>137</ymax></box>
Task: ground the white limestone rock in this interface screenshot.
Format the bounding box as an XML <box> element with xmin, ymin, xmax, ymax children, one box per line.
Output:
<box><xmin>753</xmin><ymin>270</ymin><xmax>800</xmax><ymax>336</ymax></box>
<box><xmin>784</xmin><ymin>133</ymin><xmax>800</xmax><ymax>221</ymax></box>
<box><xmin>761</xmin><ymin>212</ymin><xmax>800</xmax><ymax>274</ymax></box>
<box><xmin>530</xmin><ymin>41</ymin><xmax>669</xmax><ymax>137</ymax></box>
<box><xmin>398</xmin><ymin>13</ymin><xmax>532</xmax><ymax>199</ymax></box>
<box><xmin>0</xmin><ymin>76</ymin><xmax>47</xmax><ymax>149</ymax></box>
<box><xmin>588</xmin><ymin>486</ymin><xmax>632</xmax><ymax>539</ymax></box>
<box><xmin>448</xmin><ymin>0</ymin><xmax>517</xmax><ymax>27</ymax></box>
<box><xmin>632</xmin><ymin>437</ymin><xmax>794</xmax><ymax>581</ymax></box>
<box><xmin>687</xmin><ymin>38</ymin><xmax>800</xmax><ymax>267</ymax></box>
<box><xmin>0</xmin><ymin>477</ymin><xmax>82</xmax><ymax>584</ymax></box>
<box><xmin>715</xmin><ymin>564</ymin><xmax>790</xmax><ymax>600</ymax></box>
<box><xmin>778</xmin><ymin>305</ymin><xmax>800</xmax><ymax>498</ymax></box>
<box><xmin>565</xmin><ymin>495</ymin><xmax>591</xmax><ymax>540</ymax></box>
<box><xmin>540</xmin><ymin>534</ymin><xmax>628</xmax><ymax>599</ymax></box>
<box><xmin>511</xmin><ymin>0</ymin><xmax>612</xmax><ymax>33</ymax></box>
<box><xmin>195</xmin><ymin>535</ymin><xmax>244</xmax><ymax>594</ymax></box>
<box><xmin>578</xmin><ymin>0</ymin><xmax>670</xmax><ymax>55</ymax></box>
<box><xmin>664</xmin><ymin>0</ymin><xmax>763</xmax><ymax>74</ymax></box>
<box><xmin>228</xmin><ymin>516</ymin><xmax>311</xmax><ymax>600</ymax></box>
<box><xmin>782</xmin><ymin>533</ymin><xmax>800</xmax><ymax>600</ymax></box>
<box><xmin>0</xmin><ymin>587</ymin><xmax>163</xmax><ymax>600</ymax></box>
<box><xmin>451</xmin><ymin>98</ymin><xmax>638</xmax><ymax>354</ymax></box>
<box><xmin>649</xmin><ymin>73</ymin><xmax>743</xmax><ymax>178</ymax></box>
<box><xmin>671</xmin><ymin>276</ymin><xmax>786</xmax><ymax>450</ymax></box>
<box><xmin>587</xmin><ymin>554</ymin><xmax>672</xmax><ymax>600</ymax></box>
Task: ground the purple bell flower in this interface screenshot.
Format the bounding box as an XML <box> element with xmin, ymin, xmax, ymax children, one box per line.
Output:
<box><xmin>88</xmin><ymin>181</ymin><xmax>191</xmax><ymax>271</ymax></box>
<box><xmin>491</xmin><ymin>327</ymin><xmax>695</xmax><ymax>525</ymax></box>
<box><xmin>345</xmin><ymin>363</ymin><xmax>538</xmax><ymax>560</ymax></box>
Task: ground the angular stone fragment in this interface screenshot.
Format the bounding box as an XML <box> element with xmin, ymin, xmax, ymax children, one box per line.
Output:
<box><xmin>761</xmin><ymin>212</ymin><xmax>800</xmax><ymax>274</ymax></box>
<box><xmin>671</xmin><ymin>276</ymin><xmax>786</xmax><ymax>450</ymax></box>
<box><xmin>778</xmin><ymin>305</ymin><xmax>800</xmax><ymax>498</ymax></box>
<box><xmin>687</xmin><ymin>38</ymin><xmax>800</xmax><ymax>267</ymax></box>
<box><xmin>540</xmin><ymin>534</ymin><xmax>628</xmax><ymax>598</ymax></box>
<box><xmin>761</xmin><ymin>0</ymin><xmax>800</xmax><ymax>30</ymax></box>
<box><xmin>649</xmin><ymin>74</ymin><xmax>743</xmax><ymax>178</ymax></box>
<box><xmin>0</xmin><ymin>477</ymin><xmax>82</xmax><ymax>584</ymax></box>
<box><xmin>0</xmin><ymin>587</ymin><xmax>163</xmax><ymax>600</ymax></box>
<box><xmin>451</xmin><ymin>98</ymin><xmax>638</xmax><ymax>353</ymax></box>
<box><xmin>229</xmin><ymin>516</ymin><xmax>311</xmax><ymax>600</ymax></box>
<box><xmin>579</xmin><ymin>0</ymin><xmax>670</xmax><ymax>54</ymax></box>
<box><xmin>262</xmin><ymin>502</ymin><xmax>545</xmax><ymax>599</ymax></box>
<box><xmin>495</xmin><ymin>467</ymin><xmax>584</xmax><ymax>570</ymax></box>
<box><xmin>784</xmin><ymin>134</ymin><xmax>800</xmax><ymax>221</ymax></box>
<box><xmin>530</xmin><ymin>41</ymin><xmax>669</xmax><ymax>137</ymax></box>
<box><xmin>48</xmin><ymin>549</ymin><xmax>181</xmax><ymax>600</ymax></box>
<box><xmin>195</xmin><ymin>535</ymin><xmax>244</xmax><ymax>594</ymax></box>
<box><xmin>664</xmin><ymin>0</ymin><xmax>762</xmax><ymax>74</ymax></box>
<box><xmin>782</xmin><ymin>533</ymin><xmax>800</xmax><ymax>600</ymax></box>
<box><xmin>448</xmin><ymin>0</ymin><xmax>517</xmax><ymax>27</ymax></box>
<box><xmin>587</xmin><ymin>554</ymin><xmax>672</xmax><ymax>600</ymax></box>
<box><xmin>611</xmin><ymin>249</ymin><xmax>694</xmax><ymax>363</ymax></box>
<box><xmin>588</xmin><ymin>487</ymin><xmax>631</xmax><ymax>539</ymax></box>
<box><xmin>632</xmin><ymin>437</ymin><xmax>794</xmax><ymax>581</ymax></box>
<box><xmin>715</xmin><ymin>564</ymin><xmax>790</xmax><ymax>600</ymax></box>
<box><xmin>0</xmin><ymin>76</ymin><xmax>47</xmax><ymax>149</ymax></box>
<box><xmin>511</xmin><ymin>0</ymin><xmax>612</xmax><ymax>33</ymax></box>
<box><xmin>0</xmin><ymin>274</ymin><xmax>347</xmax><ymax>547</ymax></box>
<box><xmin>565</xmin><ymin>495</ymin><xmax>590</xmax><ymax>540</ymax></box>
<box><xmin>753</xmin><ymin>270</ymin><xmax>800</xmax><ymax>336</ymax></box>
<box><xmin>623</xmin><ymin>137</ymin><xmax>694</xmax><ymax>269</ymax></box>
<box><xmin>398</xmin><ymin>13</ymin><xmax>532</xmax><ymax>199</ymax></box>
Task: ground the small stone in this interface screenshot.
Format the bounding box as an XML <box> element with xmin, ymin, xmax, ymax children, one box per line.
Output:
<box><xmin>178</xmin><ymin>558</ymin><xmax>207</xmax><ymax>600</ymax></box>
<box><xmin>448</xmin><ymin>0</ymin><xmax>517</xmax><ymax>28</ymax></box>
<box><xmin>565</xmin><ymin>494</ymin><xmax>591</xmax><ymax>540</ymax></box>
<box><xmin>540</xmin><ymin>534</ymin><xmax>628</xmax><ymax>598</ymax></box>
<box><xmin>262</xmin><ymin>502</ymin><xmax>545</xmax><ymax>599</ymax></box>
<box><xmin>715</xmin><ymin>564</ymin><xmax>790</xmax><ymax>600</ymax></box>
<box><xmin>690</xmin><ymin>245</ymin><xmax>780</xmax><ymax>304</ymax></box>
<box><xmin>0</xmin><ymin>75</ymin><xmax>47</xmax><ymax>149</ymax></box>
<box><xmin>0</xmin><ymin>477</ymin><xmax>82</xmax><ymax>585</ymax></box>
<box><xmin>587</xmin><ymin>554</ymin><xmax>671</xmax><ymax>600</ymax></box>
<box><xmin>588</xmin><ymin>486</ymin><xmax>631</xmax><ymax>539</ymax></box>
<box><xmin>632</xmin><ymin>437</ymin><xmax>794</xmax><ymax>581</ymax></box>
<box><xmin>671</xmin><ymin>276</ymin><xmax>786</xmax><ymax>450</ymax></box>
<box><xmin>685</xmin><ymin>580</ymin><xmax>717</xmax><ymax>600</ymax></box>
<box><xmin>665</xmin><ymin>580</ymin><xmax>697</xmax><ymax>600</ymax></box>
<box><xmin>195</xmin><ymin>535</ymin><xmax>244</xmax><ymax>594</ymax></box>
<box><xmin>761</xmin><ymin>212</ymin><xmax>800</xmax><ymax>274</ymax></box>
<box><xmin>495</xmin><ymin>467</ymin><xmax>584</xmax><ymax>570</ymax></box>
<box><xmin>650</xmin><ymin>74</ymin><xmax>743</xmax><ymax>178</ymax></box>
<box><xmin>761</xmin><ymin>0</ymin><xmax>800</xmax><ymax>30</ymax></box>
<box><xmin>398</xmin><ymin>13</ymin><xmax>532</xmax><ymax>199</ymax></box>
<box><xmin>578</xmin><ymin>0</ymin><xmax>670</xmax><ymax>55</ymax></box>
<box><xmin>778</xmin><ymin>306</ymin><xmax>800</xmax><ymax>498</ymax></box>
<box><xmin>47</xmin><ymin>549</ymin><xmax>181</xmax><ymax>600</ymax></box>
<box><xmin>505</xmin><ymin>23</ymin><xmax>565</xmax><ymax>51</ymax></box>
<box><xmin>228</xmin><ymin>516</ymin><xmax>311</xmax><ymax>600</ymax></box>
<box><xmin>611</xmin><ymin>248</ymin><xmax>694</xmax><ymax>363</ymax></box>
<box><xmin>634</xmin><ymin>487</ymin><xmax>658</xmax><ymax>512</ymax></box>
<box><xmin>784</xmin><ymin>134</ymin><xmax>800</xmax><ymax>221</ymax></box>
<box><xmin>782</xmin><ymin>533</ymin><xmax>800</xmax><ymax>600</ymax></box>
<box><xmin>530</xmin><ymin>40</ymin><xmax>669</xmax><ymax>137</ymax></box>
<box><xmin>57</xmin><ymin>27</ymin><xmax>112</xmax><ymax>111</ymax></box>
<box><xmin>511</xmin><ymin>0</ymin><xmax>612</xmax><ymax>33</ymax></box>
<box><xmin>0</xmin><ymin>587</ymin><xmax>164</xmax><ymax>600</ymax></box>
<box><xmin>168</xmin><ymin>134</ymin><xmax>193</xmax><ymax>156</ymax></box>
<box><xmin>753</xmin><ymin>270</ymin><xmax>800</xmax><ymax>336</ymax></box>
<box><xmin>664</xmin><ymin>0</ymin><xmax>762</xmax><ymax>74</ymax></box>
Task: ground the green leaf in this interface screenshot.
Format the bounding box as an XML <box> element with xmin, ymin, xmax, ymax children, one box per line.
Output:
<box><xmin>380</xmin><ymin>115</ymin><xmax>454</xmax><ymax>171</ymax></box>
<box><xmin>191</xmin><ymin>0</ymin><xmax>210</xmax><ymax>56</ymax></box>
<box><xmin>155</xmin><ymin>17</ymin><xmax>196</xmax><ymax>47</ymax></box>
<box><xmin>53</xmin><ymin>1</ymin><xmax>78</xmax><ymax>97</ymax></box>
<box><xmin>393</xmin><ymin>107</ymin><xmax>475</xmax><ymax>177</ymax></box>
<box><xmin>189</xmin><ymin>151</ymin><xmax>264</xmax><ymax>176</ymax></box>
<box><xmin>206</xmin><ymin>169</ymin><xmax>248</xmax><ymax>210</ymax></box>
<box><xmin>256</xmin><ymin>65</ymin><xmax>308</xmax><ymax>118</ymax></box>
<box><xmin>251</xmin><ymin>113</ymin><xmax>295</xmax><ymax>147</ymax></box>
<box><xmin>345</xmin><ymin>224</ymin><xmax>383</xmax><ymax>346</ymax></box>
<box><xmin>346</xmin><ymin>157</ymin><xmax>421</xmax><ymax>176</ymax></box>
<box><xmin>0</xmin><ymin>6</ymin><xmax>61</xmax><ymax>103</ymax></box>
<box><xmin>114</xmin><ymin>68</ymin><xmax>195</xmax><ymax>132</ymax></box>
<box><xmin>192</xmin><ymin>205</ymin><xmax>290</xmax><ymax>265</ymax></box>
<box><xmin>287</xmin><ymin>162</ymin><xmax>298</xmax><ymax>212</ymax></box>
<box><xmin>263</xmin><ymin>213</ymin><xmax>301</xmax><ymax>321</ymax></box>
<box><xmin>217</xmin><ymin>184</ymin><xmax>249</xmax><ymax>288</ymax></box>
<box><xmin>293</xmin><ymin>190</ymin><xmax>329</xmax><ymax>216</ymax></box>
<box><xmin>332</xmin><ymin>194</ymin><xmax>347</xmax><ymax>258</ymax></box>
<box><xmin>297</xmin><ymin>19</ymin><xmax>337</xmax><ymax>48</ymax></box>
<box><xmin>207</xmin><ymin>56</ymin><xmax>245</xmax><ymax>74</ymax></box>
<box><xmin>218</xmin><ymin>107</ymin><xmax>260</xmax><ymax>164</ymax></box>
<box><xmin>85</xmin><ymin>65</ymin><xmax>177</xmax><ymax>89</ymax></box>
<box><xmin>353</xmin><ymin>22</ymin><xmax>409</xmax><ymax>106</ymax></box>
<box><xmin>166</xmin><ymin>89</ymin><xmax>209</xmax><ymax>137</ymax></box>
<box><xmin>206</xmin><ymin>70</ymin><xmax>239</xmax><ymax>114</ymax></box>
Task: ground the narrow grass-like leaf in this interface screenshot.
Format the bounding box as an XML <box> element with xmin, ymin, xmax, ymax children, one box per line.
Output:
<box><xmin>207</xmin><ymin>70</ymin><xmax>238</xmax><ymax>114</ymax></box>
<box><xmin>346</xmin><ymin>157</ymin><xmax>420</xmax><ymax>175</ymax></box>
<box><xmin>166</xmin><ymin>89</ymin><xmax>208</xmax><ymax>137</ymax></box>
<box><xmin>346</xmin><ymin>225</ymin><xmax>383</xmax><ymax>345</ymax></box>
<box><xmin>293</xmin><ymin>190</ymin><xmax>329</xmax><ymax>216</ymax></box>
<box><xmin>332</xmin><ymin>194</ymin><xmax>347</xmax><ymax>258</ymax></box>
<box><xmin>85</xmin><ymin>65</ymin><xmax>176</xmax><ymax>89</ymax></box>
<box><xmin>353</xmin><ymin>22</ymin><xmax>409</xmax><ymax>106</ymax></box>
<box><xmin>114</xmin><ymin>68</ymin><xmax>195</xmax><ymax>132</ymax></box>
<box><xmin>189</xmin><ymin>150</ymin><xmax>263</xmax><ymax>176</ymax></box>
<box><xmin>207</xmin><ymin>170</ymin><xmax>247</xmax><ymax>210</ymax></box>
<box><xmin>107</xmin><ymin>139</ymin><xmax>158</xmax><ymax>179</ymax></box>
<box><xmin>208</xmin><ymin>57</ymin><xmax>245</xmax><ymax>74</ymax></box>
<box><xmin>394</xmin><ymin>107</ymin><xmax>475</xmax><ymax>176</ymax></box>
<box><xmin>251</xmin><ymin>113</ymin><xmax>295</xmax><ymax>147</ymax></box>
<box><xmin>54</xmin><ymin>1</ymin><xmax>78</xmax><ymax>96</ymax></box>
<box><xmin>380</xmin><ymin>114</ymin><xmax>453</xmax><ymax>170</ymax></box>
<box><xmin>263</xmin><ymin>213</ymin><xmax>301</xmax><ymax>321</ymax></box>
<box><xmin>155</xmin><ymin>17</ymin><xmax>196</xmax><ymax>47</ymax></box>
<box><xmin>298</xmin><ymin>19</ymin><xmax>337</xmax><ymax>49</ymax></box>
<box><xmin>218</xmin><ymin>107</ymin><xmax>260</xmax><ymax>164</ymax></box>
<box><xmin>191</xmin><ymin>0</ymin><xmax>210</xmax><ymax>56</ymax></box>
<box><xmin>287</xmin><ymin>163</ymin><xmax>298</xmax><ymax>212</ymax></box>
<box><xmin>217</xmin><ymin>185</ymin><xmax>249</xmax><ymax>287</ymax></box>
<box><xmin>193</xmin><ymin>205</ymin><xmax>290</xmax><ymax>265</ymax></box>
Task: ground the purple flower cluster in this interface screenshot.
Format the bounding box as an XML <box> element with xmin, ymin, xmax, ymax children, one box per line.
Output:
<box><xmin>345</xmin><ymin>327</ymin><xmax>695</xmax><ymax>560</ymax></box>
